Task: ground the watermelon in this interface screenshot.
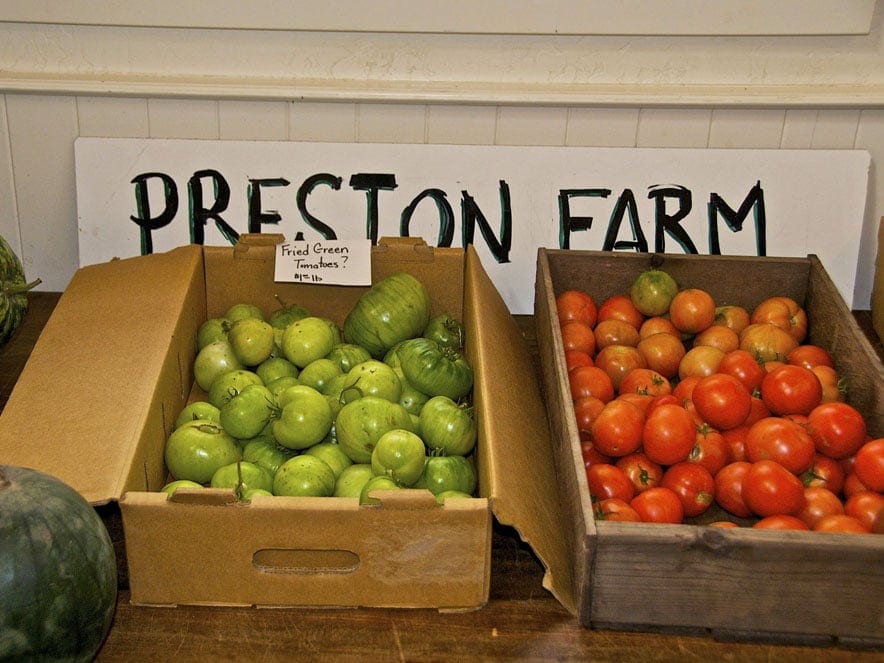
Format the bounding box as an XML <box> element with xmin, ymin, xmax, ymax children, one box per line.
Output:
<box><xmin>0</xmin><ymin>465</ymin><xmax>118</xmax><ymax>662</ymax></box>
<box><xmin>0</xmin><ymin>233</ymin><xmax>40</xmax><ymax>346</ymax></box>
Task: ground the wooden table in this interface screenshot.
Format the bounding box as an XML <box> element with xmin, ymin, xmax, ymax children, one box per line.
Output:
<box><xmin>2</xmin><ymin>292</ymin><xmax>880</xmax><ymax>662</ymax></box>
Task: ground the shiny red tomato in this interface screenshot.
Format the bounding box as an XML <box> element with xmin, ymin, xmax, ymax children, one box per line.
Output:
<box><xmin>568</xmin><ymin>365</ymin><xmax>615</xmax><ymax>403</ymax></box>
<box><xmin>595</xmin><ymin>344</ymin><xmax>647</xmax><ymax>392</ymax></box>
<box><xmin>760</xmin><ymin>364</ymin><xmax>822</xmax><ymax>416</ymax></box>
<box><xmin>811</xmin><ymin>365</ymin><xmax>846</xmax><ymax>404</ymax></box>
<box><xmin>661</xmin><ymin>461</ymin><xmax>715</xmax><ymax>518</ymax></box>
<box><xmin>560</xmin><ymin>320</ymin><xmax>596</xmax><ymax>356</ymax></box>
<box><xmin>556</xmin><ymin>289</ymin><xmax>598</xmax><ymax>327</ymax></box>
<box><xmin>688</xmin><ymin>426</ymin><xmax>730</xmax><ymax>476</ymax></box>
<box><xmin>691</xmin><ymin>373</ymin><xmax>752</xmax><ymax>431</ymax></box>
<box><xmin>800</xmin><ymin>453</ymin><xmax>846</xmax><ymax>495</ymax></box>
<box><xmin>678</xmin><ymin>345</ymin><xmax>725</xmax><ymax>381</ymax></box>
<box><xmin>580</xmin><ymin>437</ymin><xmax>612</xmax><ymax>468</ymax></box>
<box><xmin>564</xmin><ymin>349</ymin><xmax>594</xmax><ymax>372</ymax></box>
<box><xmin>615</xmin><ymin>452</ymin><xmax>663</xmax><ymax>495</ymax></box>
<box><xmin>618</xmin><ymin>368</ymin><xmax>672</xmax><ymax>397</ymax></box>
<box><xmin>717</xmin><ymin>349</ymin><xmax>766</xmax><ymax>394</ymax></box>
<box><xmin>751</xmin><ymin>296</ymin><xmax>807</xmax><ymax>344</ymax></box>
<box><xmin>672</xmin><ymin>375</ymin><xmax>702</xmax><ymax>405</ymax></box>
<box><xmin>843</xmin><ymin>472</ymin><xmax>871</xmax><ymax>500</ymax></box>
<box><xmin>692</xmin><ymin>325</ymin><xmax>739</xmax><ymax>354</ymax></box>
<box><xmin>586</xmin><ymin>463</ymin><xmax>635</xmax><ymax>502</ymax></box>
<box><xmin>590</xmin><ymin>399</ymin><xmax>645</xmax><ymax>458</ymax></box>
<box><xmin>744</xmin><ymin>396</ymin><xmax>772</xmax><ymax>427</ymax></box>
<box><xmin>615</xmin><ymin>391</ymin><xmax>655</xmax><ymax>417</ymax></box>
<box><xmin>639</xmin><ymin>316</ymin><xmax>680</xmax><ymax>339</ymax></box>
<box><xmin>744</xmin><ymin>416</ymin><xmax>816</xmax><ymax>475</ymax></box>
<box><xmin>594</xmin><ymin>497</ymin><xmax>642</xmax><ymax>522</ymax></box>
<box><xmin>752</xmin><ymin>515</ymin><xmax>810</xmax><ymax>530</ymax></box>
<box><xmin>630</xmin><ymin>486</ymin><xmax>685</xmax><ymax>524</ymax></box>
<box><xmin>573</xmin><ymin>395</ymin><xmax>606</xmax><ymax>436</ymax></box>
<box><xmin>642</xmin><ymin>403</ymin><xmax>698</xmax><ymax>466</ymax></box>
<box><xmin>813</xmin><ymin>514</ymin><xmax>870</xmax><ymax>534</ymax></box>
<box><xmin>594</xmin><ymin>318</ymin><xmax>640</xmax><ymax>350</ymax></box>
<box><xmin>714</xmin><ymin>461</ymin><xmax>753</xmax><ymax>518</ymax></box>
<box><xmin>806</xmin><ymin>401</ymin><xmax>867</xmax><ymax>459</ymax></box>
<box><xmin>787</xmin><ymin>344</ymin><xmax>835</xmax><ymax>370</ymax></box>
<box><xmin>796</xmin><ymin>486</ymin><xmax>844</xmax><ymax>529</ymax></box>
<box><xmin>669</xmin><ymin>288</ymin><xmax>716</xmax><ymax>335</ymax></box>
<box><xmin>844</xmin><ymin>491</ymin><xmax>884</xmax><ymax>532</ymax></box>
<box><xmin>854</xmin><ymin>438</ymin><xmax>884</xmax><ymax>493</ymax></box>
<box><xmin>597</xmin><ymin>293</ymin><xmax>645</xmax><ymax>330</ymax></box>
<box><xmin>742</xmin><ymin>460</ymin><xmax>806</xmax><ymax>517</ymax></box>
<box><xmin>713</xmin><ymin>305</ymin><xmax>751</xmax><ymax>335</ymax></box>
<box><xmin>637</xmin><ymin>331</ymin><xmax>686</xmax><ymax>379</ymax></box>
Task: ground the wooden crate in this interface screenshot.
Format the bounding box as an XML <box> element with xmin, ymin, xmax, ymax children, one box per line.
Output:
<box><xmin>534</xmin><ymin>249</ymin><xmax>884</xmax><ymax>646</ymax></box>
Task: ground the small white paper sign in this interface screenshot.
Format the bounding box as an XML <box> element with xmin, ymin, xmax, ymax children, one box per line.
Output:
<box><xmin>274</xmin><ymin>239</ymin><xmax>372</xmax><ymax>285</ymax></box>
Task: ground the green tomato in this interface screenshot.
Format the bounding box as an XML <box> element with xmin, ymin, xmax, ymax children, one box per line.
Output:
<box><xmin>298</xmin><ymin>358</ymin><xmax>343</xmax><ymax>394</ymax></box>
<box><xmin>370</xmin><ymin>429</ymin><xmax>427</xmax><ymax>487</ymax></box>
<box><xmin>630</xmin><ymin>268</ymin><xmax>679</xmax><ymax>317</ymax></box>
<box><xmin>434</xmin><ymin>489</ymin><xmax>474</xmax><ymax>504</ymax></box>
<box><xmin>398</xmin><ymin>337</ymin><xmax>473</xmax><ymax>401</ymax></box>
<box><xmin>272</xmin><ymin>385</ymin><xmax>333</xmax><ymax>450</ymax></box>
<box><xmin>266</xmin><ymin>375</ymin><xmax>300</xmax><ymax>399</ymax></box>
<box><xmin>393</xmin><ymin>366</ymin><xmax>430</xmax><ymax>416</ymax></box>
<box><xmin>340</xmin><ymin>360</ymin><xmax>402</xmax><ymax>404</ymax></box>
<box><xmin>333</xmin><ymin>463</ymin><xmax>374</xmax><ymax>498</ymax></box>
<box><xmin>326</xmin><ymin>343</ymin><xmax>372</xmax><ymax>373</ymax></box>
<box><xmin>241</xmin><ymin>435</ymin><xmax>298</xmax><ymax>476</ymax></box>
<box><xmin>193</xmin><ymin>339</ymin><xmax>244</xmax><ymax>392</ymax></box>
<box><xmin>423</xmin><ymin>314</ymin><xmax>465</xmax><ymax>350</ymax></box>
<box><xmin>207</xmin><ymin>369</ymin><xmax>263</xmax><ymax>409</ymax></box>
<box><xmin>359</xmin><ymin>474</ymin><xmax>401</xmax><ymax>505</ymax></box>
<box><xmin>164</xmin><ymin>420</ymin><xmax>242</xmax><ymax>484</ymax></box>
<box><xmin>225</xmin><ymin>303</ymin><xmax>264</xmax><ymax>322</ymax></box>
<box><xmin>174</xmin><ymin>401</ymin><xmax>221</xmax><ymax>429</ymax></box>
<box><xmin>210</xmin><ymin>460</ymin><xmax>275</xmax><ymax>497</ymax></box>
<box><xmin>269</xmin><ymin>302</ymin><xmax>310</xmax><ymax>330</ymax></box>
<box><xmin>242</xmin><ymin>488</ymin><xmax>274</xmax><ymax>500</ymax></box>
<box><xmin>304</xmin><ymin>441</ymin><xmax>353</xmax><ymax>479</ymax></box>
<box><xmin>382</xmin><ymin>341</ymin><xmax>404</xmax><ymax>369</ymax></box>
<box><xmin>419</xmin><ymin>395</ymin><xmax>478</xmax><ymax>456</ymax></box>
<box><xmin>228</xmin><ymin>317</ymin><xmax>276</xmax><ymax>366</ymax></box>
<box><xmin>343</xmin><ymin>272</ymin><xmax>431</xmax><ymax>358</ymax></box>
<box><xmin>219</xmin><ymin>383</ymin><xmax>276</xmax><ymax>440</ymax></box>
<box><xmin>160</xmin><ymin>479</ymin><xmax>204</xmax><ymax>495</ymax></box>
<box><xmin>414</xmin><ymin>455</ymin><xmax>477</xmax><ymax>496</ymax></box>
<box><xmin>335</xmin><ymin>396</ymin><xmax>416</xmax><ymax>464</ymax></box>
<box><xmin>273</xmin><ymin>455</ymin><xmax>336</xmax><ymax>497</ymax></box>
<box><xmin>196</xmin><ymin>317</ymin><xmax>231</xmax><ymax>351</ymax></box>
<box><xmin>282</xmin><ymin>316</ymin><xmax>338</xmax><ymax>368</ymax></box>
<box><xmin>256</xmin><ymin>356</ymin><xmax>299</xmax><ymax>385</ymax></box>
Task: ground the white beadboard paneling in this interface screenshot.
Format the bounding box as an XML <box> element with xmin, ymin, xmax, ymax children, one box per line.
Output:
<box><xmin>219</xmin><ymin>100</ymin><xmax>288</xmax><ymax>140</ymax></box>
<box><xmin>427</xmin><ymin>105</ymin><xmax>497</xmax><ymax>145</ymax></box>
<box><xmin>636</xmin><ymin>108</ymin><xmax>712</xmax><ymax>148</ymax></box>
<box><xmin>780</xmin><ymin>110</ymin><xmax>819</xmax><ymax>148</ymax></box>
<box><xmin>5</xmin><ymin>95</ymin><xmax>79</xmax><ymax>291</ymax></box>
<box><xmin>0</xmin><ymin>96</ymin><xmax>20</xmax><ymax>251</ymax></box>
<box><xmin>809</xmin><ymin>110</ymin><xmax>863</xmax><ymax>149</ymax></box>
<box><xmin>356</xmin><ymin>104</ymin><xmax>427</xmax><ymax>144</ymax></box>
<box><xmin>76</xmin><ymin>97</ymin><xmax>150</xmax><ymax>138</ymax></box>
<box><xmin>565</xmin><ymin>108</ymin><xmax>640</xmax><ymax>147</ymax></box>
<box><xmin>147</xmin><ymin>98</ymin><xmax>220</xmax><ymax>139</ymax></box>
<box><xmin>288</xmin><ymin>101</ymin><xmax>357</xmax><ymax>142</ymax></box>
<box><xmin>496</xmin><ymin>106</ymin><xmax>568</xmax><ymax>146</ymax></box>
<box><xmin>708</xmin><ymin>109</ymin><xmax>786</xmax><ymax>148</ymax></box>
<box><xmin>854</xmin><ymin>109</ymin><xmax>884</xmax><ymax>309</ymax></box>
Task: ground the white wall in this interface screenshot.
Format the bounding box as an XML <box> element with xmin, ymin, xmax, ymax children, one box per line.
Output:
<box><xmin>1</xmin><ymin>3</ymin><xmax>882</xmax><ymax>308</ymax></box>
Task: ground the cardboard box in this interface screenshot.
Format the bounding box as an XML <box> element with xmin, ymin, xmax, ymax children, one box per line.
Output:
<box><xmin>534</xmin><ymin>249</ymin><xmax>884</xmax><ymax>645</ymax></box>
<box><xmin>0</xmin><ymin>235</ymin><xmax>574</xmax><ymax>612</ymax></box>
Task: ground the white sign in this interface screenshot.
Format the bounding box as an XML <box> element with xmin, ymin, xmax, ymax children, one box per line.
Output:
<box><xmin>75</xmin><ymin>138</ymin><xmax>872</xmax><ymax>314</ymax></box>
<box><xmin>274</xmin><ymin>239</ymin><xmax>372</xmax><ymax>286</ymax></box>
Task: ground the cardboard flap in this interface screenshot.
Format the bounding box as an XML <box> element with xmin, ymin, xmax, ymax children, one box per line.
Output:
<box><xmin>463</xmin><ymin>245</ymin><xmax>576</xmax><ymax>615</ymax></box>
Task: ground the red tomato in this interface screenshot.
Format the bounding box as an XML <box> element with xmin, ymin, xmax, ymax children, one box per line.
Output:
<box><xmin>639</xmin><ymin>316</ymin><xmax>680</xmax><ymax>339</ymax></box>
<box><xmin>594</xmin><ymin>318</ymin><xmax>640</xmax><ymax>350</ymax></box>
<box><xmin>739</xmin><ymin>322</ymin><xmax>799</xmax><ymax>364</ymax></box>
<box><xmin>854</xmin><ymin>439</ymin><xmax>884</xmax><ymax>493</ymax></box>
<box><xmin>615</xmin><ymin>452</ymin><xmax>663</xmax><ymax>495</ymax></box>
<box><xmin>800</xmin><ymin>453</ymin><xmax>846</xmax><ymax>495</ymax></box>
<box><xmin>742</xmin><ymin>460</ymin><xmax>806</xmax><ymax>517</ymax></box>
<box><xmin>586</xmin><ymin>463</ymin><xmax>635</xmax><ymax>502</ymax></box>
<box><xmin>630</xmin><ymin>486</ymin><xmax>684</xmax><ymax>524</ymax></box>
<box><xmin>615</xmin><ymin>391</ymin><xmax>655</xmax><ymax>417</ymax></box>
<box><xmin>787</xmin><ymin>344</ymin><xmax>835</xmax><ymax>370</ymax></box>
<box><xmin>568</xmin><ymin>365</ymin><xmax>615</xmax><ymax>403</ymax></box>
<box><xmin>597</xmin><ymin>293</ymin><xmax>645</xmax><ymax>330</ymax></box>
<box><xmin>714</xmin><ymin>461</ymin><xmax>753</xmax><ymax>518</ymax></box>
<box><xmin>744</xmin><ymin>396</ymin><xmax>772</xmax><ymax>427</ymax></box>
<box><xmin>594</xmin><ymin>497</ymin><xmax>642</xmax><ymax>522</ymax></box>
<box><xmin>672</xmin><ymin>375</ymin><xmax>702</xmax><ymax>405</ymax></box>
<box><xmin>564</xmin><ymin>349</ymin><xmax>594</xmax><ymax>372</ymax></box>
<box><xmin>813</xmin><ymin>514</ymin><xmax>870</xmax><ymax>534</ymax></box>
<box><xmin>580</xmin><ymin>437</ymin><xmax>612</xmax><ymax>468</ymax></box>
<box><xmin>636</xmin><ymin>332</ymin><xmax>686</xmax><ymax>379</ymax></box>
<box><xmin>642</xmin><ymin>403</ymin><xmax>697</xmax><ymax>466</ymax></box>
<box><xmin>661</xmin><ymin>461</ymin><xmax>715</xmax><ymax>518</ymax></box>
<box><xmin>844</xmin><ymin>491</ymin><xmax>884</xmax><ymax>532</ymax></box>
<box><xmin>722</xmin><ymin>425</ymin><xmax>750</xmax><ymax>463</ymax></box>
<box><xmin>590</xmin><ymin>399</ymin><xmax>645</xmax><ymax>458</ymax></box>
<box><xmin>744</xmin><ymin>416</ymin><xmax>816</xmax><ymax>476</ymax></box>
<box><xmin>796</xmin><ymin>486</ymin><xmax>844</xmax><ymax>529</ymax></box>
<box><xmin>669</xmin><ymin>288</ymin><xmax>716</xmax><ymax>335</ymax></box>
<box><xmin>843</xmin><ymin>473</ymin><xmax>870</xmax><ymax>500</ymax></box>
<box><xmin>594</xmin><ymin>344</ymin><xmax>647</xmax><ymax>392</ymax></box>
<box><xmin>618</xmin><ymin>368</ymin><xmax>672</xmax><ymax>397</ymax></box>
<box><xmin>692</xmin><ymin>325</ymin><xmax>739</xmax><ymax>354</ymax></box>
<box><xmin>717</xmin><ymin>349</ymin><xmax>766</xmax><ymax>394</ymax></box>
<box><xmin>678</xmin><ymin>345</ymin><xmax>725</xmax><ymax>381</ymax></box>
<box><xmin>806</xmin><ymin>401</ymin><xmax>867</xmax><ymax>459</ymax></box>
<box><xmin>708</xmin><ymin>520</ymin><xmax>740</xmax><ymax>529</ymax></box>
<box><xmin>560</xmin><ymin>320</ymin><xmax>596</xmax><ymax>356</ymax></box>
<box><xmin>751</xmin><ymin>296</ymin><xmax>807</xmax><ymax>344</ymax></box>
<box><xmin>713</xmin><ymin>305</ymin><xmax>751</xmax><ymax>335</ymax></box>
<box><xmin>688</xmin><ymin>426</ymin><xmax>730</xmax><ymax>476</ymax></box>
<box><xmin>811</xmin><ymin>365</ymin><xmax>846</xmax><ymax>404</ymax></box>
<box><xmin>573</xmin><ymin>395</ymin><xmax>606</xmax><ymax>436</ymax></box>
<box><xmin>760</xmin><ymin>364</ymin><xmax>822</xmax><ymax>416</ymax></box>
<box><xmin>753</xmin><ymin>515</ymin><xmax>810</xmax><ymax>530</ymax></box>
<box><xmin>556</xmin><ymin>289</ymin><xmax>598</xmax><ymax>327</ymax></box>
<box><xmin>691</xmin><ymin>373</ymin><xmax>752</xmax><ymax>431</ymax></box>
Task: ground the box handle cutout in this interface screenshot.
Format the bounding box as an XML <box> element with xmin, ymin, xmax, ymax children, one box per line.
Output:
<box><xmin>253</xmin><ymin>548</ymin><xmax>360</xmax><ymax>575</ymax></box>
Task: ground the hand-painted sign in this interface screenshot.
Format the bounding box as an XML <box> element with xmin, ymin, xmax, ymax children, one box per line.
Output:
<box><xmin>75</xmin><ymin>138</ymin><xmax>871</xmax><ymax>314</ymax></box>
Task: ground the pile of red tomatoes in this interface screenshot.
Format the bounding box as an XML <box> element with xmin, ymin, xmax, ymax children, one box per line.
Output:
<box><xmin>556</xmin><ymin>268</ymin><xmax>883</xmax><ymax>533</ymax></box>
